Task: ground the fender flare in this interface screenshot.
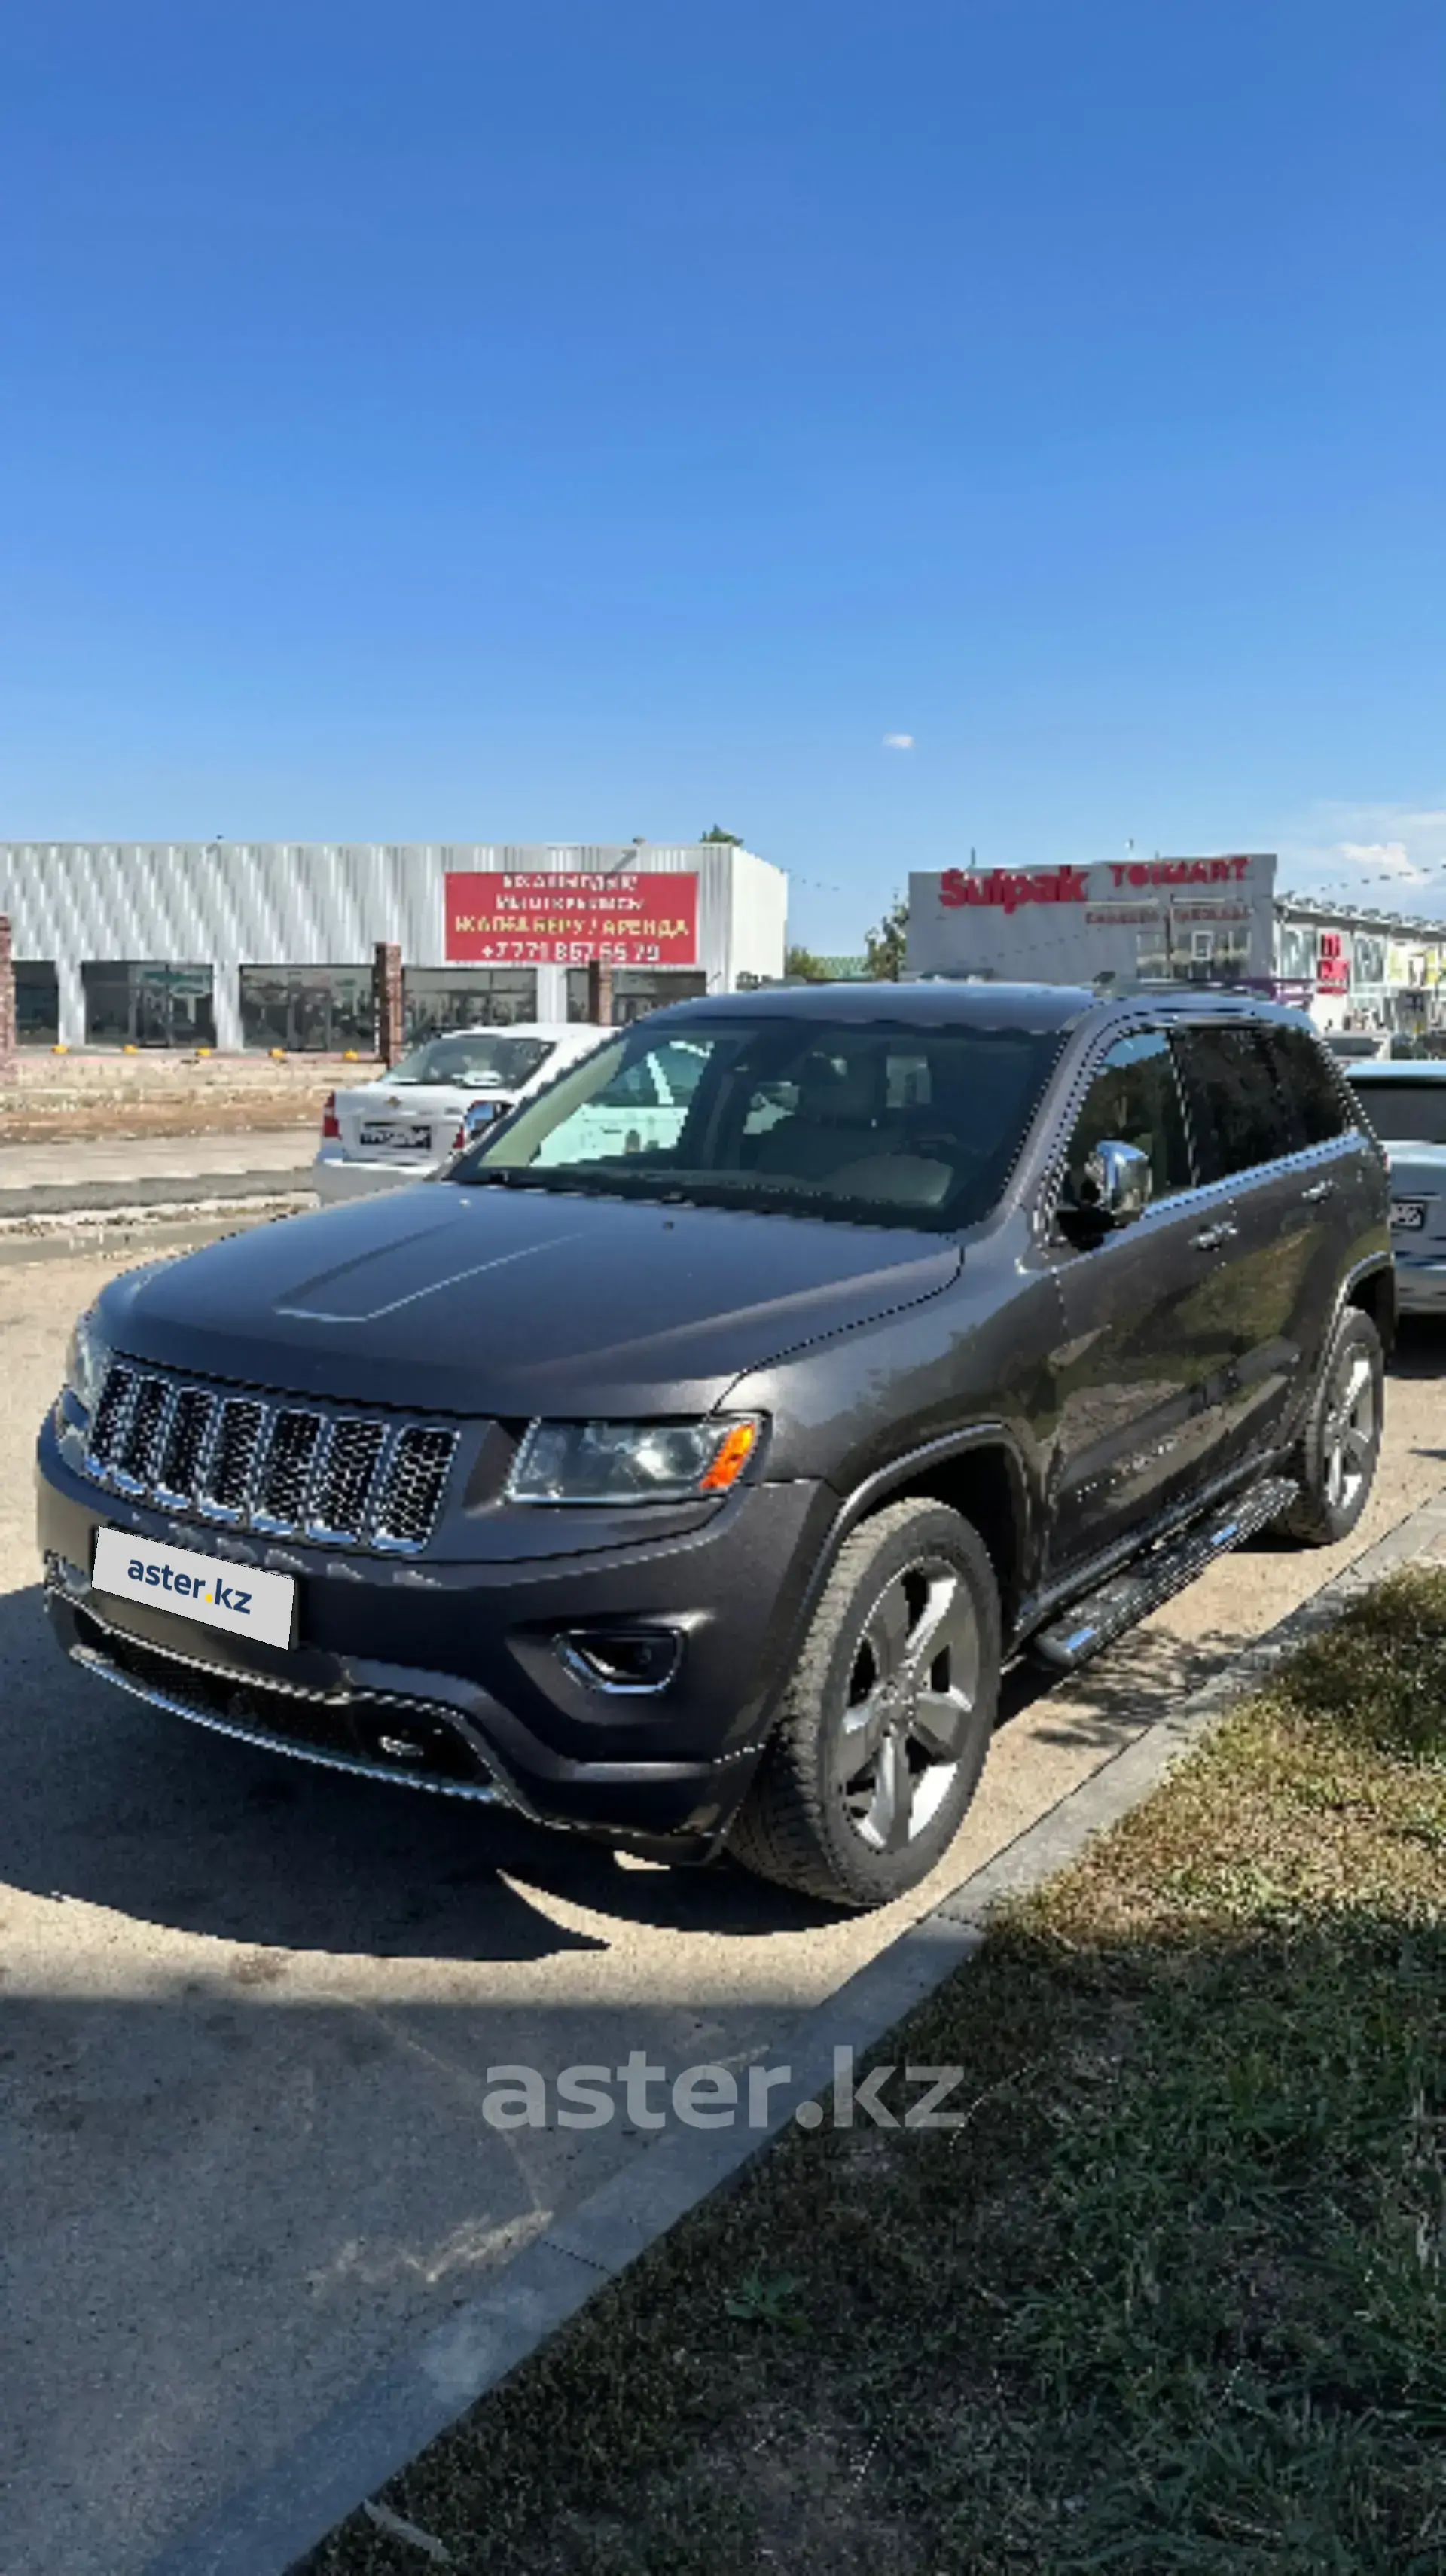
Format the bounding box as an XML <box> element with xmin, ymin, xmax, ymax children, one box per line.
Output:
<box><xmin>751</xmin><ymin>1421</ymin><xmax>1036</xmax><ymax>1747</ymax></box>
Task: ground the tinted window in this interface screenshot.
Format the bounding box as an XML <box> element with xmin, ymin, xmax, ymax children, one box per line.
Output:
<box><xmin>460</xmin><ymin>1015</ymin><xmax>1063</xmax><ymax>1231</ymax></box>
<box><xmin>1063</xmin><ymin>1031</ymin><xmax>1193</xmax><ymax>1208</ymax></box>
<box><xmin>1173</xmin><ymin>1026</ymin><xmax>1292</xmax><ymax>1180</ymax></box>
<box><xmin>239</xmin><ymin>964</ymin><xmax>372</xmax><ymax>1053</ymax></box>
<box><xmin>1348</xmin><ymin>1079</ymin><xmax>1446</xmax><ymax>1146</ymax></box>
<box><xmin>15</xmin><ymin>961</ymin><xmax>59</xmax><ymax>1047</ymax></box>
<box><xmin>83</xmin><ymin>962</ymin><xmax>216</xmax><ymax>1050</ymax></box>
<box><xmin>1268</xmin><ymin>1025</ymin><xmax>1349</xmax><ymax>1148</ymax></box>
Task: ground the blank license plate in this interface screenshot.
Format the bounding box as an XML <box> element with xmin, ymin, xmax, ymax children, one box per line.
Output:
<box><xmin>93</xmin><ymin>1528</ymin><xmax>297</xmax><ymax>1650</ymax></box>
<box><xmin>1391</xmin><ymin>1200</ymin><xmax>1429</xmax><ymax>1232</ymax></box>
<box><xmin>359</xmin><ymin>1122</ymin><xmax>432</xmax><ymax>1151</ymax></box>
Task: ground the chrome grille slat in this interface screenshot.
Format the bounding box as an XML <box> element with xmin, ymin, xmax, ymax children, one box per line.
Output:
<box><xmin>306</xmin><ymin>1418</ymin><xmax>389</xmax><ymax>1542</ymax></box>
<box><xmin>88</xmin><ymin>1365</ymin><xmax>138</xmax><ymax>1473</ymax></box>
<box><xmin>111</xmin><ymin>1378</ymin><xmax>173</xmax><ymax>1494</ymax></box>
<box><xmin>373</xmin><ymin>1427</ymin><xmax>459</xmax><ymax>1552</ymax></box>
<box><xmin>83</xmin><ymin>1362</ymin><xmax>451</xmax><ymax>1554</ymax></box>
<box><xmin>197</xmin><ymin>1399</ymin><xmax>267</xmax><ymax>1521</ymax></box>
<box><xmin>154</xmin><ymin>1387</ymin><xmax>218</xmax><ymax>1504</ymax></box>
<box><xmin>252</xmin><ymin>1409</ymin><xmax>325</xmax><ymax>1533</ymax></box>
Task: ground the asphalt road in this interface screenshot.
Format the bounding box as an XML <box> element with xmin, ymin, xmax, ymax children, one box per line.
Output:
<box><xmin>0</xmin><ymin>1130</ymin><xmax>317</xmax><ymax>1197</ymax></box>
<box><xmin>4</xmin><ymin>1241</ymin><xmax>1444</xmax><ymax>2576</ymax></box>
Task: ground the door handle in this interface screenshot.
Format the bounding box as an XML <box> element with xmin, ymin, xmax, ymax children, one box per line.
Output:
<box><xmin>1191</xmin><ymin>1221</ymin><xmax>1238</xmax><ymax>1250</ymax></box>
<box><xmin>1300</xmin><ymin>1179</ymin><xmax>1335</xmax><ymax>1203</ymax></box>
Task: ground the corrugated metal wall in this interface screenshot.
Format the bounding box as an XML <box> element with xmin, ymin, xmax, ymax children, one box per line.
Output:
<box><xmin>0</xmin><ymin>842</ymin><xmax>785</xmax><ymax>1045</ymax></box>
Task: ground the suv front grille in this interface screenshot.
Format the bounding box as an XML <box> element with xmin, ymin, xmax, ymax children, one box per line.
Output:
<box><xmin>85</xmin><ymin>1366</ymin><xmax>459</xmax><ymax>1554</ymax></box>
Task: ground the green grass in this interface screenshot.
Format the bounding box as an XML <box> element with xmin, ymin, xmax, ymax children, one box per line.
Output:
<box><xmin>306</xmin><ymin>1573</ymin><xmax>1446</xmax><ymax>2576</ymax></box>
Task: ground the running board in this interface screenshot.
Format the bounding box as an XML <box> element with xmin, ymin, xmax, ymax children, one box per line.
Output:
<box><xmin>1029</xmin><ymin>1476</ymin><xmax>1299</xmax><ymax>1674</ymax></box>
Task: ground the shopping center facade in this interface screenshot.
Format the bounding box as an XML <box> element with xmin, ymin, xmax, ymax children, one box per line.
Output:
<box><xmin>0</xmin><ymin>841</ymin><xmax>787</xmax><ymax>1049</ymax></box>
<box><xmin>907</xmin><ymin>854</ymin><xmax>1446</xmax><ymax>1037</ymax></box>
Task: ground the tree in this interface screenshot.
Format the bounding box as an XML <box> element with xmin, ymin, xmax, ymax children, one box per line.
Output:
<box><xmin>864</xmin><ymin>893</ymin><xmax>909</xmax><ymax>981</ymax></box>
<box><xmin>700</xmin><ymin>825</ymin><xmax>744</xmax><ymax>844</ymax></box>
<box><xmin>785</xmin><ymin>944</ymin><xmax>831</xmax><ymax>981</ymax></box>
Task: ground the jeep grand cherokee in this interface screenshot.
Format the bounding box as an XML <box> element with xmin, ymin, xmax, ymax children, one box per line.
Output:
<box><xmin>37</xmin><ymin>984</ymin><xmax>1392</xmax><ymax>1908</ymax></box>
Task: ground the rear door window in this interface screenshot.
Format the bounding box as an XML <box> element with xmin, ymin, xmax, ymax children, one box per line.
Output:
<box><xmin>1265</xmin><ymin>1025</ymin><xmax>1350</xmax><ymax>1149</ymax></box>
<box><xmin>1172</xmin><ymin>1025</ymin><xmax>1295</xmax><ymax>1181</ymax></box>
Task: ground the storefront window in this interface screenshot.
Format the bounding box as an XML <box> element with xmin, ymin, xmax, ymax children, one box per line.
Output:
<box><xmin>565</xmin><ymin>967</ymin><xmax>708</xmax><ymax>1027</ymax></box>
<box><xmin>239</xmin><ymin>966</ymin><xmax>374</xmax><ymax>1052</ymax></box>
<box><xmin>82</xmin><ymin>963</ymin><xmax>217</xmax><ymax>1048</ymax></box>
<box><xmin>402</xmin><ymin>969</ymin><xmax>538</xmax><ymax>1041</ymax></box>
<box><xmin>15</xmin><ymin>962</ymin><xmax>59</xmax><ymax>1046</ymax></box>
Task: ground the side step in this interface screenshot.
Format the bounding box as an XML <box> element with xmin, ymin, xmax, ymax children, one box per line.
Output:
<box><xmin>1030</xmin><ymin>1476</ymin><xmax>1299</xmax><ymax>1675</ymax></box>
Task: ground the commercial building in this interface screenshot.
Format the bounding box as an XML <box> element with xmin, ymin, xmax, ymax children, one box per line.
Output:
<box><xmin>0</xmin><ymin>841</ymin><xmax>787</xmax><ymax>1050</ymax></box>
<box><xmin>907</xmin><ymin>854</ymin><xmax>1446</xmax><ymax>1038</ymax></box>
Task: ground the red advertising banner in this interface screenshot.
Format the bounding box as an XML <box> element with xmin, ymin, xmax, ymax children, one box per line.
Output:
<box><xmin>444</xmin><ymin>871</ymin><xmax>698</xmax><ymax>968</ymax></box>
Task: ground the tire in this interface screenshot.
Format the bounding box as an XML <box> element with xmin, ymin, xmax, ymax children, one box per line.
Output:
<box><xmin>1277</xmin><ymin>1306</ymin><xmax>1384</xmax><ymax>1547</ymax></box>
<box><xmin>728</xmin><ymin>1497</ymin><xmax>1001</xmax><ymax>1909</ymax></box>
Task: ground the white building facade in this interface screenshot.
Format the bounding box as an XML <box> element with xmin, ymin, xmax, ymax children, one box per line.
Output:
<box><xmin>0</xmin><ymin>841</ymin><xmax>787</xmax><ymax>1050</ymax></box>
<box><xmin>906</xmin><ymin>857</ymin><xmax>1446</xmax><ymax>1038</ymax></box>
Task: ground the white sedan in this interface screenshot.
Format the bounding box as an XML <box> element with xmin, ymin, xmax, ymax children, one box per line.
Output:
<box><xmin>313</xmin><ymin>1023</ymin><xmax>609</xmax><ymax>1202</ymax></box>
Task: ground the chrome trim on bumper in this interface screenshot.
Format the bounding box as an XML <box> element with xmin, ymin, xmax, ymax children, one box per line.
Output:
<box><xmin>67</xmin><ymin>1641</ymin><xmax>508</xmax><ymax>1803</ymax></box>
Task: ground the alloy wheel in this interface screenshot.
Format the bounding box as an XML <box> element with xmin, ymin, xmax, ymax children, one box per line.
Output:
<box><xmin>1322</xmin><ymin>1347</ymin><xmax>1377</xmax><ymax>1515</ymax></box>
<box><xmin>834</xmin><ymin>1555</ymin><xmax>984</xmax><ymax>1854</ymax></box>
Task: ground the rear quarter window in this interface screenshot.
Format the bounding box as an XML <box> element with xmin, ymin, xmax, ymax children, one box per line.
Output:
<box><xmin>1264</xmin><ymin>1024</ymin><xmax>1350</xmax><ymax>1149</ymax></box>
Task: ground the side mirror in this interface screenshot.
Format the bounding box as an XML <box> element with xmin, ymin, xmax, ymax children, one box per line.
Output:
<box><xmin>1064</xmin><ymin>1137</ymin><xmax>1152</xmax><ymax>1232</ymax></box>
<box><xmin>462</xmin><ymin>1097</ymin><xmax>505</xmax><ymax>1146</ymax></box>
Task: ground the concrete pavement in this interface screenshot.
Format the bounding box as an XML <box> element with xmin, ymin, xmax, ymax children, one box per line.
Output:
<box><xmin>3</xmin><ymin>1239</ymin><xmax>1444</xmax><ymax>2576</ymax></box>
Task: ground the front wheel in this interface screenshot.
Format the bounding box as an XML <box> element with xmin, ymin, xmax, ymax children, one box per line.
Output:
<box><xmin>1277</xmin><ymin>1306</ymin><xmax>1384</xmax><ymax>1547</ymax></box>
<box><xmin>728</xmin><ymin>1497</ymin><xmax>1000</xmax><ymax>1909</ymax></box>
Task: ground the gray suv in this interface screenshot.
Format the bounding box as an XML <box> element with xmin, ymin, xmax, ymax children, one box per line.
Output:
<box><xmin>38</xmin><ymin>984</ymin><xmax>1392</xmax><ymax>1909</ymax></box>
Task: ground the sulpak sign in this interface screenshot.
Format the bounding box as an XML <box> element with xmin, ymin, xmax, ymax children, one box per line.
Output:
<box><xmin>445</xmin><ymin>871</ymin><xmax>698</xmax><ymax>968</ymax></box>
<box><xmin>910</xmin><ymin>855</ymin><xmax>1277</xmax><ymax>989</ymax></box>
<box><xmin>938</xmin><ymin>854</ymin><xmax>1255</xmax><ymax>917</ymax></box>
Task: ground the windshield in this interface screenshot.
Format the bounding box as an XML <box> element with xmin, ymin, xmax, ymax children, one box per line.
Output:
<box><xmin>386</xmin><ymin>1033</ymin><xmax>555</xmax><ymax>1090</ymax></box>
<box><xmin>1348</xmin><ymin>1078</ymin><xmax>1446</xmax><ymax>1145</ymax></box>
<box><xmin>453</xmin><ymin>1015</ymin><xmax>1063</xmax><ymax>1228</ymax></box>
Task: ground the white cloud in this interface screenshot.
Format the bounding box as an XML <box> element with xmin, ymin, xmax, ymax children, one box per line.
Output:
<box><xmin>1277</xmin><ymin>802</ymin><xmax>1446</xmax><ymax>908</ymax></box>
<box><xmin>1335</xmin><ymin>839</ymin><xmax>1426</xmax><ymax>885</ymax></box>
<box><xmin>882</xmin><ymin>732</ymin><xmax>914</xmax><ymax>751</ymax></box>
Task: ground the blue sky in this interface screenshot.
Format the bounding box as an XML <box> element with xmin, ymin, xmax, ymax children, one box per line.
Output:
<box><xmin>4</xmin><ymin>0</ymin><xmax>1444</xmax><ymax>949</ymax></box>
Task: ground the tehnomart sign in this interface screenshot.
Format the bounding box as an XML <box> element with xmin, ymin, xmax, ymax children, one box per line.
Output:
<box><xmin>444</xmin><ymin>871</ymin><xmax>699</xmax><ymax>968</ymax></box>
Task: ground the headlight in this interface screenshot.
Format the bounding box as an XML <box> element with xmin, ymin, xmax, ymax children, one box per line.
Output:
<box><xmin>508</xmin><ymin>1415</ymin><xmax>764</xmax><ymax>1505</ymax></box>
<box><xmin>64</xmin><ymin>1309</ymin><xmax>111</xmax><ymax>1418</ymax></box>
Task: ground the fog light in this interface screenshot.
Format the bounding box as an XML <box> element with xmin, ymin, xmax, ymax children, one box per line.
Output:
<box><xmin>557</xmin><ymin>1628</ymin><xmax>682</xmax><ymax>1693</ymax></box>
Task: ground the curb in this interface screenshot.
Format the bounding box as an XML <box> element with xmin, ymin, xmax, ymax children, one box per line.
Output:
<box><xmin>143</xmin><ymin>1485</ymin><xmax>1446</xmax><ymax>2576</ymax></box>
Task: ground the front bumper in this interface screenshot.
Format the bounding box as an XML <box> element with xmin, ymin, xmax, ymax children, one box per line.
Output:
<box><xmin>36</xmin><ymin>1416</ymin><xmax>830</xmax><ymax>1847</ymax></box>
<box><xmin>1393</xmin><ymin>1256</ymin><xmax>1446</xmax><ymax>1316</ymax></box>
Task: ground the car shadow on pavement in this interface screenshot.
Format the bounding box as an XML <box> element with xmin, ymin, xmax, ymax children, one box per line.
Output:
<box><xmin>997</xmin><ymin>1612</ymin><xmax>1253</xmax><ymax>1748</ymax></box>
<box><xmin>0</xmin><ymin>1583</ymin><xmax>832</xmax><ymax>1956</ymax></box>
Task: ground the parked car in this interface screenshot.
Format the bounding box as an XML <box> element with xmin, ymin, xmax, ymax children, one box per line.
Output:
<box><xmin>313</xmin><ymin>1023</ymin><xmax>607</xmax><ymax>1201</ymax></box>
<box><xmin>1322</xmin><ymin>1031</ymin><xmax>1387</xmax><ymax>1063</ymax></box>
<box><xmin>1344</xmin><ymin>1058</ymin><xmax>1446</xmax><ymax>1314</ymax></box>
<box><xmin>39</xmin><ymin>984</ymin><xmax>1392</xmax><ymax>1909</ymax></box>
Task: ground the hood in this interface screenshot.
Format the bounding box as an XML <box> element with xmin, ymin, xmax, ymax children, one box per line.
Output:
<box><xmin>100</xmin><ymin>1183</ymin><xmax>961</xmax><ymax>1416</ymax></box>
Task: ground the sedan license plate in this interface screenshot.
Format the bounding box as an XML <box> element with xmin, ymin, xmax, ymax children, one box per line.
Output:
<box><xmin>1391</xmin><ymin>1199</ymin><xmax>1429</xmax><ymax>1232</ymax></box>
<box><xmin>358</xmin><ymin>1120</ymin><xmax>432</xmax><ymax>1151</ymax></box>
<box><xmin>93</xmin><ymin>1528</ymin><xmax>297</xmax><ymax>1650</ymax></box>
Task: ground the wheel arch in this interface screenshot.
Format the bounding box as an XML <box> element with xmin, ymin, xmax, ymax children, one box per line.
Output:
<box><xmin>804</xmin><ymin>1427</ymin><xmax>1033</xmax><ymax>1650</ymax></box>
<box><xmin>1344</xmin><ymin>1255</ymin><xmax>1396</xmax><ymax>1361</ymax></box>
